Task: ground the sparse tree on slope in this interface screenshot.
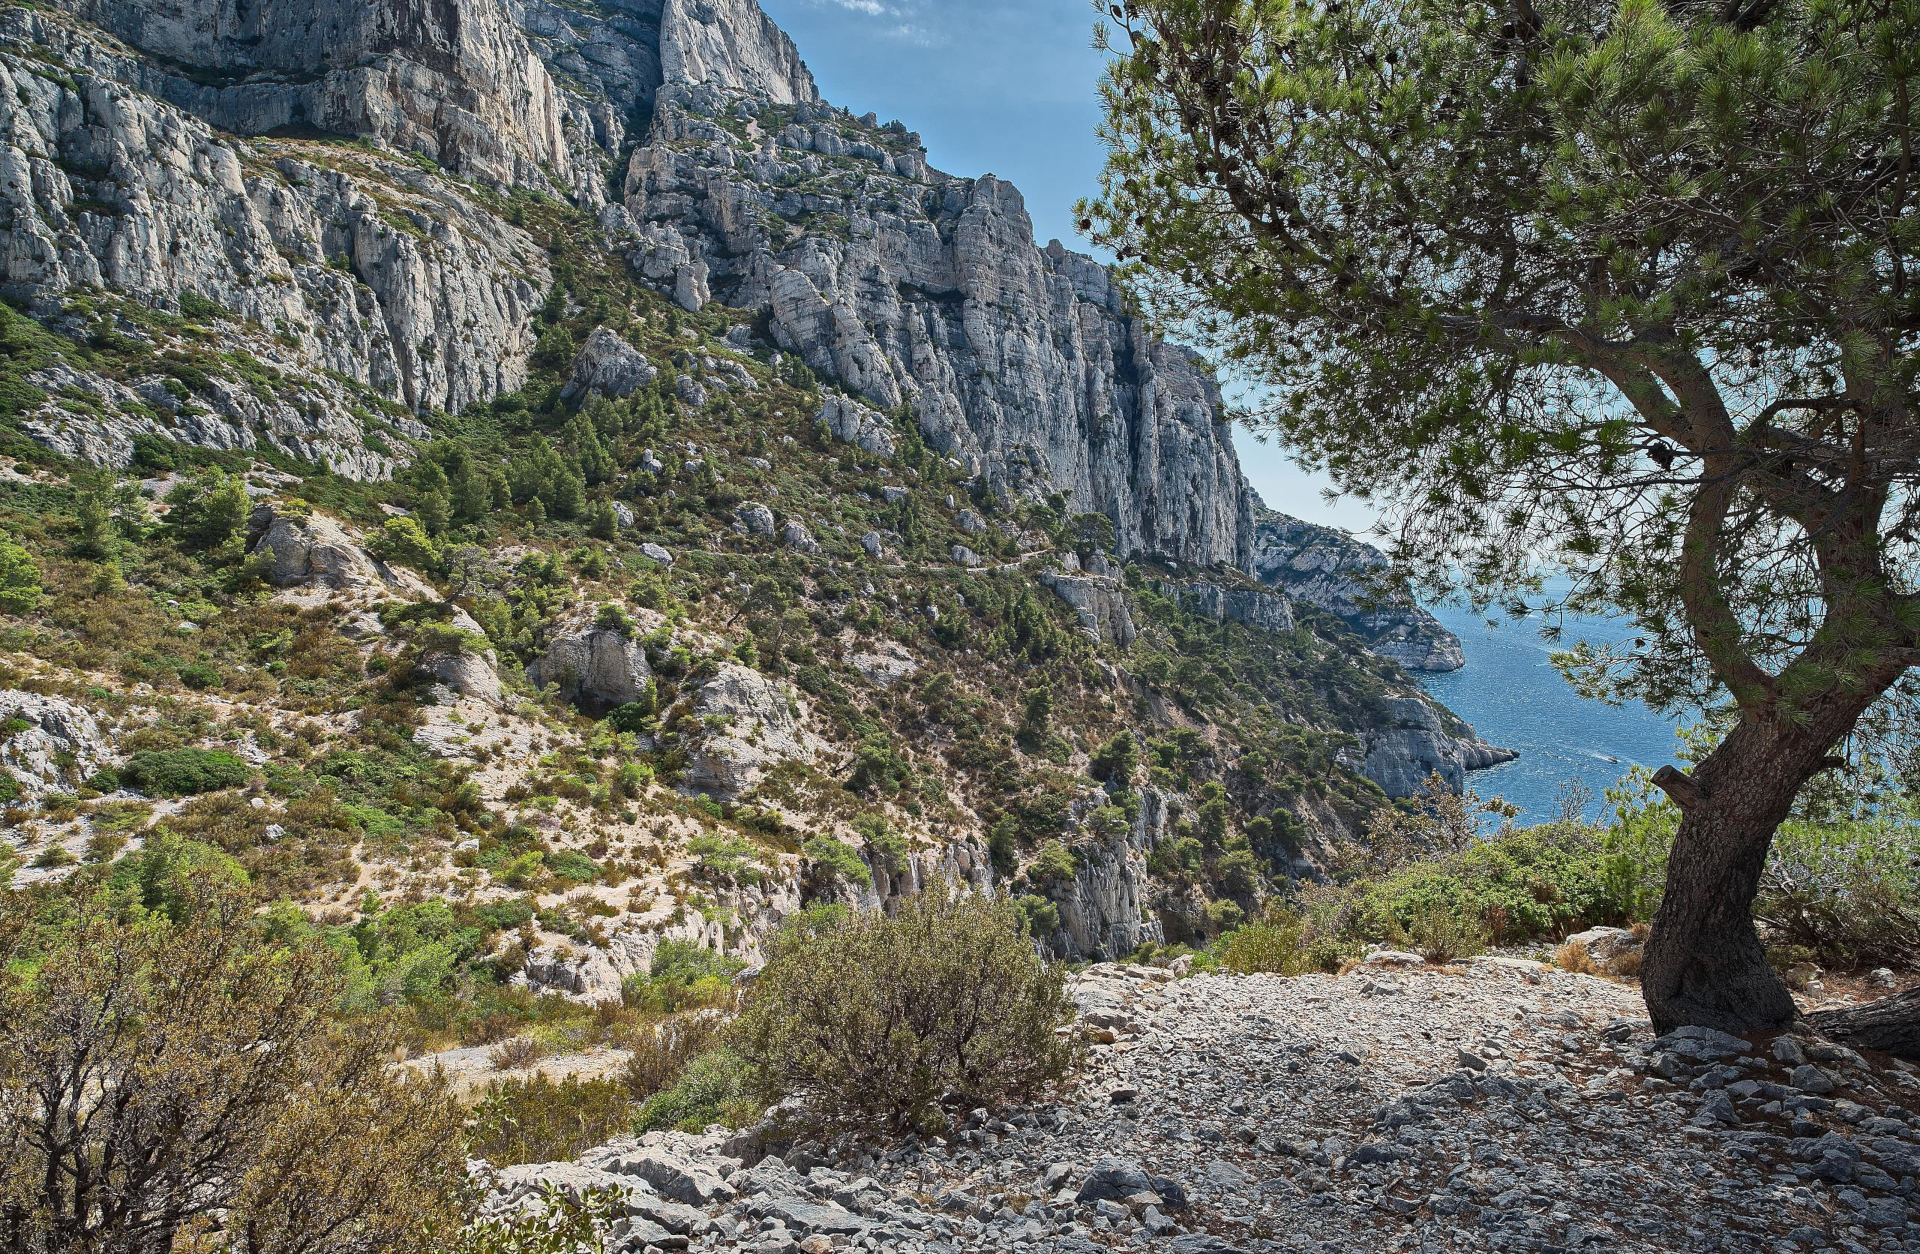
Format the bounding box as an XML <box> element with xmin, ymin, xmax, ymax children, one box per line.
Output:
<box><xmin>1088</xmin><ymin>0</ymin><xmax>1920</xmax><ymax>1035</ymax></box>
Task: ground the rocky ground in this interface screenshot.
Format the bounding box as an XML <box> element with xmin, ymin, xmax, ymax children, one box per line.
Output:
<box><xmin>487</xmin><ymin>958</ymin><xmax>1920</xmax><ymax>1254</ymax></box>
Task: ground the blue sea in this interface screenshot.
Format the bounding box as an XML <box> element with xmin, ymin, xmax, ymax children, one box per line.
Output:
<box><xmin>1416</xmin><ymin>599</ymin><xmax>1685</xmax><ymax>823</ymax></box>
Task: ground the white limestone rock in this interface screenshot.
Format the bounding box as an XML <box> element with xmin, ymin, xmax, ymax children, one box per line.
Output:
<box><xmin>526</xmin><ymin>611</ymin><xmax>661</xmax><ymax>713</ymax></box>
<box><xmin>0</xmin><ymin>691</ymin><xmax>116</xmax><ymax>797</ymax></box>
<box><xmin>683</xmin><ymin>663</ymin><xmax>820</xmax><ymax>799</ymax></box>
<box><xmin>561</xmin><ymin>328</ymin><xmax>658</xmax><ymax>403</ymax></box>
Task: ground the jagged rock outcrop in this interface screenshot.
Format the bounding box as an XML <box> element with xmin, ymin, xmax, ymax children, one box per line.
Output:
<box><xmin>1038</xmin><ymin>566</ymin><xmax>1137</xmax><ymax>648</ymax></box>
<box><xmin>0</xmin><ymin>691</ymin><xmax>116</xmax><ymax>797</ymax></box>
<box><xmin>0</xmin><ymin>7</ymin><xmax>548</xmax><ymax>468</ymax></box>
<box><xmin>620</xmin><ymin>95</ymin><xmax>1253</xmax><ymax>568</ymax></box>
<box><xmin>561</xmin><ymin>328</ymin><xmax>659</xmax><ymax>403</ymax></box>
<box><xmin>526</xmin><ymin>611</ymin><xmax>660</xmax><ymax>714</ymax></box>
<box><xmin>1352</xmin><ymin>697</ymin><xmax>1517</xmax><ymax>798</ymax></box>
<box><xmin>248</xmin><ymin>505</ymin><xmax>431</xmax><ymax>598</ymax></box>
<box><xmin>1174</xmin><ymin>581</ymin><xmax>1296</xmax><ymax>635</ymax></box>
<box><xmin>1039</xmin><ymin>788</ymin><xmax>1172</xmax><ymax>961</ymax></box>
<box><xmin>682</xmin><ymin>663</ymin><xmax>820</xmax><ymax>799</ymax></box>
<box><xmin>66</xmin><ymin>0</ymin><xmax>583</xmax><ymax>192</ymax></box>
<box><xmin>9</xmin><ymin>0</ymin><xmax>1249</xmax><ymax>564</ymax></box>
<box><xmin>1251</xmin><ymin>506</ymin><xmax>1464</xmax><ymax>672</ymax></box>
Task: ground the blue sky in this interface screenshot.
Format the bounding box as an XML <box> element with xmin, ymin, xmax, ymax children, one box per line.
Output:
<box><xmin>756</xmin><ymin>0</ymin><xmax>1379</xmax><ymax>535</ymax></box>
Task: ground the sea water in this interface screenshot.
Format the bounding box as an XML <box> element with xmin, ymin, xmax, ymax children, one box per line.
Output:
<box><xmin>1417</xmin><ymin>599</ymin><xmax>1685</xmax><ymax>822</ymax></box>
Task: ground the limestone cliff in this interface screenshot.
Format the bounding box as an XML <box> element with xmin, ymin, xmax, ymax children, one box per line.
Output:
<box><xmin>1251</xmin><ymin>503</ymin><xmax>1466</xmax><ymax>673</ymax></box>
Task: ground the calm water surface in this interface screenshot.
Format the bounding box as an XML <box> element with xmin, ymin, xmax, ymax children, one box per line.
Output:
<box><xmin>1417</xmin><ymin>600</ymin><xmax>1685</xmax><ymax>822</ymax></box>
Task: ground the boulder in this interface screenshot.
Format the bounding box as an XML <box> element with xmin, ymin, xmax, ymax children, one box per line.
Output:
<box><xmin>818</xmin><ymin>394</ymin><xmax>895</xmax><ymax>458</ymax></box>
<box><xmin>1562</xmin><ymin>926</ymin><xmax>1642</xmax><ymax>967</ymax></box>
<box><xmin>684</xmin><ymin>664</ymin><xmax>821</xmax><ymax>799</ymax></box>
<box><xmin>1038</xmin><ymin>570</ymin><xmax>1137</xmax><ymax>648</ymax></box>
<box><xmin>738</xmin><ymin>502</ymin><xmax>776</xmax><ymax>536</ymax></box>
<box><xmin>1074</xmin><ymin>1158</ymin><xmax>1188</xmax><ymax>1209</ymax></box>
<box><xmin>527</xmin><ymin>613</ymin><xmax>659</xmax><ymax>713</ymax></box>
<box><xmin>605</xmin><ymin>1147</ymin><xmax>738</xmax><ymax>1205</ymax></box>
<box><xmin>560</xmin><ymin>328</ymin><xmax>658</xmax><ymax>403</ymax></box>
<box><xmin>248</xmin><ymin>506</ymin><xmax>428</xmax><ymax>597</ymax></box>
<box><xmin>0</xmin><ymin>691</ymin><xmax>116</xmax><ymax>796</ymax></box>
<box><xmin>639</xmin><ymin>542</ymin><xmax>676</xmax><ymax>567</ymax></box>
<box><xmin>418</xmin><ymin>646</ymin><xmax>502</xmax><ymax>706</ymax></box>
<box><xmin>782</xmin><ymin>520</ymin><xmax>819</xmax><ymax>554</ymax></box>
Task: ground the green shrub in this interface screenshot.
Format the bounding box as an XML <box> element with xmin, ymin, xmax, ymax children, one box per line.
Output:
<box><xmin>632</xmin><ymin>1047</ymin><xmax>754</xmax><ymax>1134</ymax></box>
<box><xmin>176</xmin><ymin>661</ymin><xmax>221</xmax><ymax>691</ymax></box>
<box><xmin>1217</xmin><ymin>918</ymin><xmax>1310</xmax><ymax>975</ymax></box>
<box><xmin>468</xmin><ymin>1074</ymin><xmax>639</xmax><ymax>1167</ymax></box>
<box><xmin>688</xmin><ymin>833</ymin><xmax>765</xmax><ymax>885</ymax></box>
<box><xmin>0</xmin><ymin>533</ymin><xmax>44</xmax><ymax>615</ymax></box>
<box><xmin>1757</xmin><ymin>815</ymin><xmax>1920</xmax><ymax>968</ymax></box>
<box><xmin>1012</xmin><ymin>893</ymin><xmax>1061</xmax><ymax>937</ymax></box>
<box><xmin>728</xmin><ymin>893</ymin><xmax>1075</xmax><ymax>1137</ymax></box>
<box><xmin>802</xmin><ymin>836</ymin><xmax>872</xmax><ymax>888</ymax></box>
<box><xmin>369</xmin><ymin>517</ymin><xmax>441</xmax><ymax>573</ymax></box>
<box><xmin>621</xmin><ymin>941</ymin><xmax>743</xmax><ymax>1014</ymax></box>
<box><xmin>165</xmin><ymin>471</ymin><xmax>249</xmax><ymax>558</ymax></box>
<box><xmin>122</xmin><ymin>749</ymin><xmax>253</xmax><ymax>797</ymax></box>
<box><xmin>1405</xmin><ymin>901</ymin><xmax>1491</xmax><ymax>964</ymax></box>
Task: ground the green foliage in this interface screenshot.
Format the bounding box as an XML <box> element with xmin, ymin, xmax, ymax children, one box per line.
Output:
<box><xmin>687</xmin><ymin>833</ymin><xmax>766</xmax><ymax>885</ymax></box>
<box><xmin>802</xmin><ymin>835</ymin><xmax>872</xmax><ymax>888</ymax></box>
<box><xmin>621</xmin><ymin>940</ymin><xmax>744</xmax><ymax>1014</ymax></box>
<box><xmin>1095</xmin><ymin>0</ymin><xmax>1920</xmax><ymax>713</ymax></box>
<box><xmin>120</xmin><ymin>748</ymin><xmax>253</xmax><ymax>797</ymax></box>
<box><xmin>727</xmin><ymin>894</ymin><xmax>1076</xmax><ymax>1137</ymax></box>
<box><xmin>632</xmin><ymin>1047</ymin><xmax>754</xmax><ymax>1134</ymax></box>
<box><xmin>1216</xmin><ymin>917</ymin><xmax>1311</xmax><ymax>976</ymax></box>
<box><xmin>468</xmin><ymin>1075</ymin><xmax>639</xmax><ymax>1169</ymax></box>
<box><xmin>369</xmin><ymin>516</ymin><xmax>442</xmax><ymax>573</ymax></box>
<box><xmin>1088</xmin><ymin>729</ymin><xmax>1136</xmax><ymax>785</ymax></box>
<box><xmin>165</xmin><ymin>471</ymin><xmax>250</xmax><ymax>559</ymax></box>
<box><xmin>0</xmin><ymin>532</ymin><xmax>42</xmax><ymax>615</ymax></box>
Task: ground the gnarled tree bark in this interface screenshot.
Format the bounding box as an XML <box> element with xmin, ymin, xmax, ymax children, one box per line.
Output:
<box><xmin>1808</xmin><ymin>989</ymin><xmax>1920</xmax><ymax>1062</ymax></box>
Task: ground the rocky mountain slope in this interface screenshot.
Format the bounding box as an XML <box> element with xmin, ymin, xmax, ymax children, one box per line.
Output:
<box><xmin>0</xmin><ymin>0</ymin><xmax>1514</xmax><ymax>987</ymax></box>
<box><xmin>486</xmin><ymin>958</ymin><xmax>1920</xmax><ymax>1252</ymax></box>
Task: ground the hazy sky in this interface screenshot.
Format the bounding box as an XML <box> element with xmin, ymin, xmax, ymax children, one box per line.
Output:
<box><xmin>756</xmin><ymin>0</ymin><xmax>1381</xmax><ymax>535</ymax></box>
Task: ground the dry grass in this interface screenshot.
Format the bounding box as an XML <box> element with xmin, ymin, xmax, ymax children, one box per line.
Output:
<box><xmin>487</xmin><ymin>1035</ymin><xmax>548</xmax><ymax>1071</ymax></box>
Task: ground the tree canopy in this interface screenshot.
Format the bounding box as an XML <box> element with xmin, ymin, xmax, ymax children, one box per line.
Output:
<box><xmin>1087</xmin><ymin>0</ymin><xmax>1920</xmax><ymax>1032</ymax></box>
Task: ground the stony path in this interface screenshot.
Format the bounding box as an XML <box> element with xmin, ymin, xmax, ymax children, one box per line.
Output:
<box><xmin>488</xmin><ymin>959</ymin><xmax>1920</xmax><ymax>1254</ymax></box>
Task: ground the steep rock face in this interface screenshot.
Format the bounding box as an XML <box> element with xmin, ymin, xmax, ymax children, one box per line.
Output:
<box><xmin>1175</xmin><ymin>581</ymin><xmax>1296</xmax><ymax>635</ymax></box>
<box><xmin>1351</xmin><ymin>697</ymin><xmax>1517</xmax><ymax>799</ymax></box>
<box><xmin>0</xmin><ymin>9</ymin><xmax>549</xmax><ymax>467</ymax></box>
<box><xmin>1040</xmin><ymin>787</ymin><xmax>1173</xmax><ymax>962</ymax></box>
<box><xmin>1038</xmin><ymin>566</ymin><xmax>1138</xmax><ymax>649</ymax></box>
<box><xmin>620</xmin><ymin>97</ymin><xmax>1253</xmax><ymax>569</ymax></box>
<box><xmin>67</xmin><ymin>0</ymin><xmax>580</xmax><ymax>192</ymax></box>
<box><xmin>16</xmin><ymin>0</ymin><xmax>1248</xmax><ymax>566</ymax></box>
<box><xmin>1251</xmin><ymin>506</ymin><xmax>1464</xmax><ymax>672</ymax></box>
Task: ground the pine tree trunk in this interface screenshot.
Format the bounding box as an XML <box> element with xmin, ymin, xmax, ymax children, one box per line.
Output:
<box><xmin>1639</xmin><ymin>720</ymin><xmax>1819</xmax><ymax>1037</ymax></box>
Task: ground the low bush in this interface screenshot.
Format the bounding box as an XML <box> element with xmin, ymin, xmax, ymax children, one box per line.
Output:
<box><xmin>727</xmin><ymin>893</ymin><xmax>1075</xmax><ymax>1137</ymax></box>
<box><xmin>467</xmin><ymin>1073</ymin><xmax>636</xmax><ymax>1167</ymax></box>
<box><xmin>621</xmin><ymin>941</ymin><xmax>742</xmax><ymax>1014</ymax></box>
<box><xmin>632</xmin><ymin>1046</ymin><xmax>754</xmax><ymax>1134</ymax></box>
<box><xmin>120</xmin><ymin>748</ymin><xmax>253</xmax><ymax>797</ymax></box>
